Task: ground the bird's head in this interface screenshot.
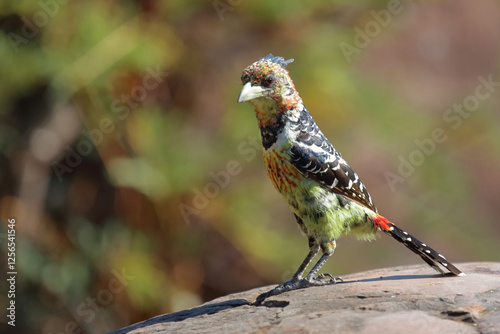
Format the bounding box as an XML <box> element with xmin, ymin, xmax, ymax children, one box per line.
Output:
<box><xmin>238</xmin><ymin>54</ymin><xmax>302</xmax><ymax>125</ymax></box>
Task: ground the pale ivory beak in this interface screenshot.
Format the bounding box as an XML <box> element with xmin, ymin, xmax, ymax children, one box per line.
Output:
<box><xmin>238</xmin><ymin>82</ymin><xmax>266</xmax><ymax>103</ymax></box>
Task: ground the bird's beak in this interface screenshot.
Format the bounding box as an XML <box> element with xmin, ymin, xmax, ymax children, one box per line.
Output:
<box><xmin>238</xmin><ymin>82</ymin><xmax>266</xmax><ymax>103</ymax></box>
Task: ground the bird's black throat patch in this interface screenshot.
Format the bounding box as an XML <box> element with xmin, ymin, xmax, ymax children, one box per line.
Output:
<box><xmin>260</xmin><ymin>114</ymin><xmax>285</xmax><ymax>150</ymax></box>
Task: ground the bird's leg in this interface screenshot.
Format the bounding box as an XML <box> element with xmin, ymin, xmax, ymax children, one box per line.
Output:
<box><xmin>286</xmin><ymin>237</ymin><xmax>319</xmax><ymax>283</ymax></box>
<box><xmin>303</xmin><ymin>240</ymin><xmax>343</xmax><ymax>285</ymax></box>
<box><xmin>254</xmin><ymin>238</ymin><xmax>319</xmax><ymax>304</ymax></box>
<box><xmin>254</xmin><ymin>240</ymin><xmax>341</xmax><ymax>305</ymax></box>
<box><xmin>284</xmin><ymin>215</ymin><xmax>318</xmax><ymax>283</ymax></box>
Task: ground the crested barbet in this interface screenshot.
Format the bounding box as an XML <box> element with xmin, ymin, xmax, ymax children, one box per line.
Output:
<box><xmin>238</xmin><ymin>54</ymin><xmax>464</xmax><ymax>303</ymax></box>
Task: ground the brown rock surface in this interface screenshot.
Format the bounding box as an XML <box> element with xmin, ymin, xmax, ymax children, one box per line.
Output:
<box><xmin>110</xmin><ymin>262</ymin><xmax>500</xmax><ymax>334</ymax></box>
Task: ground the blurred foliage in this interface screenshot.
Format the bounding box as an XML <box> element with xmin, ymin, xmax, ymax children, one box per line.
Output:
<box><xmin>1</xmin><ymin>0</ymin><xmax>500</xmax><ymax>333</ymax></box>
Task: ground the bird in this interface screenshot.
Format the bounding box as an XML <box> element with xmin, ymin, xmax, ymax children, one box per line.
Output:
<box><xmin>237</xmin><ymin>54</ymin><xmax>465</xmax><ymax>304</ymax></box>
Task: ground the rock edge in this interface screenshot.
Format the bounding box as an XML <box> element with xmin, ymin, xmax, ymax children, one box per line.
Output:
<box><xmin>110</xmin><ymin>262</ymin><xmax>500</xmax><ymax>334</ymax></box>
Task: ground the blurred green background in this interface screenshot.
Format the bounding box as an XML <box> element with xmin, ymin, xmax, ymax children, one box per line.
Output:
<box><xmin>1</xmin><ymin>0</ymin><xmax>500</xmax><ymax>333</ymax></box>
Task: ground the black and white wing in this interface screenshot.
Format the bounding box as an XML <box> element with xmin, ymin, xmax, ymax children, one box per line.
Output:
<box><xmin>289</xmin><ymin>110</ymin><xmax>377</xmax><ymax>212</ymax></box>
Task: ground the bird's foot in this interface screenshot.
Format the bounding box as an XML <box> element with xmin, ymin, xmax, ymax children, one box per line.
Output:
<box><xmin>253</xmin><ymin>274</ymin><xmax>342</xmax><ymax>305</ymax></box>
<box><xmin>314</xmin><ymin>273</ymin><xmax>343</xmax><ymax>285</ymax></box>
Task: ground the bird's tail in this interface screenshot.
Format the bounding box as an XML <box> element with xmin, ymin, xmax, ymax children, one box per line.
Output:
<box><xmin>371</xmin><ymin>216</ymin><xmax>465</xmax><ymax>276</ymax></box>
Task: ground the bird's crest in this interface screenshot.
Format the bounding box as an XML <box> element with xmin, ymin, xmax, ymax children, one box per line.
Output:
<box><xmin>259</xmin><ymin>54</ymin><xmax>294</xmax><ymax>69</ymax></box>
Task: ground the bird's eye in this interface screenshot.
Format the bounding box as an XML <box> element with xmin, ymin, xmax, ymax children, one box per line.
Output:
<box><xmin>241</xmin><ymin>74</ymin><xmax>250</xmax><ymax>83</ymax></box>
<box><xmin>263</xmin><ymin>75</ymin><xmax>275</xmax><ymax>87</ymax></box>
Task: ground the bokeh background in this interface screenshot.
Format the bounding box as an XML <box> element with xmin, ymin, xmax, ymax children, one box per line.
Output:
<box><xmin>1</xmin><ymin>0</ymin><xmax>500</xmax><ymax>333</ymax></box>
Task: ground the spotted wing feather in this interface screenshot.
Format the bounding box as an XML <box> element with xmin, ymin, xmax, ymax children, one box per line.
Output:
<box><xmin>289</xmin><ymin>110</ymin><xmax>377</xmax><ymax>212</ymax></box>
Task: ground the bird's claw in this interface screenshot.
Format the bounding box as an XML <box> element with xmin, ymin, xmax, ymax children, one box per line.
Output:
<box><xmin>316</xmin><ymin>273</ymin><xmax>343</xmax><ymax>284</ymax></box>
<box><xmin>253</xmin><ymin>273</ymin><xmax>342</xmax><ymax>305</ymax></box>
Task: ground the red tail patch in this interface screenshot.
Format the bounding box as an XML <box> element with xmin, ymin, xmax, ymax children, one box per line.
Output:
<box><xmin>372</xmin><ymin>215</ymin><xmax>393</xmax><ymax>231</ymax></box>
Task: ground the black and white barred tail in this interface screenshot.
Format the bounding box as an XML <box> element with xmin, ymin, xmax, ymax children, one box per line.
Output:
<box><xmin>372</xmin><ymin>216</ymin><xmax>465</xmax><ymax>276</ymax></box>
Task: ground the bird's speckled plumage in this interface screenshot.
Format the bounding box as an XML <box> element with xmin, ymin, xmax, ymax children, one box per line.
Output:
<box><xmin>238</xmin><ymin>54</ymin><xmax>464</xmax><ymax>302</ymax></box>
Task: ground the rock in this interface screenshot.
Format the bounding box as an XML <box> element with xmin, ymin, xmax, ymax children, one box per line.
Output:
<box><xmin>110</xmin><ymin>262</ymin><xmax>500</xmax><ymax>334</ymax></box>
